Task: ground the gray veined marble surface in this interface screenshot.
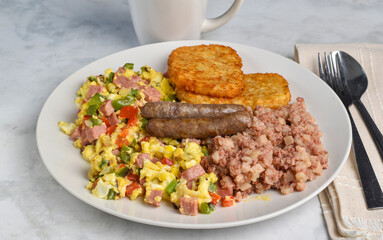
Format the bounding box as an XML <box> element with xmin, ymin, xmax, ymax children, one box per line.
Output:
<box><xmin>1</xmin><ymin>0</ymin><xmax>382</xmax><ymax>239</ymax></box>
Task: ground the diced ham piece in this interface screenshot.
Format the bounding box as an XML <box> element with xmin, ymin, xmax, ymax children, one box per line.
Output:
<box><xmin>217</xmin><ymin>187</ymin><xmax>233</xmax><ymax>199</ymax></box>
<box><xmin>117</xmin><ymin>67</ymin><xmax>126</xmax><ymax>74</ymax></box>
<box><xmin>135</xmin><ymin>153</ymin><xmax>151</xmax><ymax>168</ymax></box>
<box><xmin>146</xmin><ymin>190</ymin><xmax>162</xmax><ymax>207</ymax></box>
<box><xmin>99</xmin><ymin>100</ymin><xmax>114</xmax><ymax>117</ymax></box>
<box><xmin>114</xmin><ymin>74</ymin><xmax>141</xmax><ymax>89</ymax></box>
<box><xmin>86</xmin><ymin>85</ymin><xmax>104</xmax><ymax>100</ymax></box>
<box><xmin>179</xmin><ymin>197</ymin><xmax>198</xmax><ymax>216</ymax></box>
<box><xmin>81</xmin><ymin>123</ymin><xmax>107</xmax><ymax>146</ymax></box>
<box><xmin>70</xmin><ymin>127</ymin><xmax>81</xmax><ymax>141</ymax></box>
<box><xmin>186</xmin><ymin>181</ymin><xmax>193</xmax><ymax>190</ymax></box>
<box><xmin>180</xmin><ymin>164</ymin><xmax>205</xmax><ymax>181</ymax></box>
<box><xmin>108</xmin><ymin>112</ymin><xmax>119</xmax><ymax>126</ymax></box>
<box><xmin>112</xmin><ymin>149</ymin><xmax>120</xmax><ymax>156</ymax></box>
<box><xmin>151</xmin><ymin>157</ymin><xmax>160</xmax><ymax>164</ymax></box>
<box><xmin>130</xmin><ymin>75</ymin><xmax>142</xmax><ymax>83</ymax></box>
<box><xmin>143</xmin><ymin>86</ymin><xmax>161</xmax><ymax>102</ymax></box>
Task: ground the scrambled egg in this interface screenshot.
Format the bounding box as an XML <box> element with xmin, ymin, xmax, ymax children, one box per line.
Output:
<box><xmin>58</xmin><ymin>64</ymin><xmax>218</xmax><ymax>215</ymax></box>
<box><xmin>170</xmin><ymin>172</ymin><xmax>217</xmax><ymax>206</ymax></box>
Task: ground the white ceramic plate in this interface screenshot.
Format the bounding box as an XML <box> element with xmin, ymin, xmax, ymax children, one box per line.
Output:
<box><xmin>36</xmin><ymin>40</ymin><xmax>351</xmax><ymax>229</ymax></box>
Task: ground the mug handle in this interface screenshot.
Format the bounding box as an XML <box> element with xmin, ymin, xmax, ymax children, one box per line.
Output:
<box><xmin>201</xmin><ymin>0</ymin><xmax>243</xmax><ymax>33</ymax></box>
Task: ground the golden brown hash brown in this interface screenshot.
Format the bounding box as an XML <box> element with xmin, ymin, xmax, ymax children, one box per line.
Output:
<box><xmin>168</xmin><ymin>44</ymin><xmax>245</xmax><ymax>98</ymax></box>
<box><xmin>176</xmin><ymin>73</ymin><xmax>291</xmax><ymax>109</ymax></box>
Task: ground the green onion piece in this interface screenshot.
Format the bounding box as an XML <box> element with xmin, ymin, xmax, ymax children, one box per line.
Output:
<box><xmin>109</xmin><ymin>72</ymin><xmax>115</xmax><ymax>83</ymax></box>
<box><xmin>88</xmin><ymin>76</ymin><xmax>97</xmax><ymax>81</ymax></box>
<box><xmin>165</xmin><ymin>179</ymin><xmax>177</xmax><ymax>195</ymax></box>
<box><xmin>201</xmin><ymin>146</ymin><xmax>209</xmax><ymax>156</ymax></box>
<box><xmin>90</xmin><ymin>117</ymin><xmax>102</xmax><ymax>126</ymax></box>
<box><xmin>208</xmin><ymin>202</ymin><xmax>216</xmax><ymax>212</ymax></box>
<box><xmin>88</xmin><ymin>93</ymin><xmax>106</xmax><ymax>106</ymax></box>
<box><xmin>87</xmin><ymin>93</ymin><xmax>106</xmax><ymax>115</ymax></box>
<box><xmin>119</xmin><ymin>145</ymin><xmax>134</xmax><ymax>164</ymax></box>
<box><xmin>121</xmin><ymin>145</ymin><xmax>134</xmax><ymax>154</ymax></box>
<box><xmin>120</xmin><ymin>153</ymin><xmax>130</xmax><ymax>164</ymax></box>
<box><xmin>118</xmin><ymin>151</ymin><xmax>130</xmax><ymax>164</ymax></box>
<box><xmin>112</xmin><ymin>95</ymin><xmax>135</xmax><ymax>110</ymax></box>
<box><xmin>124</xmin><ymin>63</ymin><xmax>134</xmax><ymax>70</ymax></box>
<box><xmin>107</xmin><ymin>189</ymin><xmax>116</xmax><ymax>200</ymax></box>
<box><xmin>141</xmin><ymin>118</ymin><xmax>148</xmax><ymax>130</ymax></box>
<box><xmin>131</xmin><ymin>89</ymin><xmax>138</xmax><ymax>98</ymax></box>
<box><xmin>99</xmin><ymin>159</ymin><xmax>108</xmax><ymax>169</ymax></box>
<box><xmin>208</xmin><ymin>182</ymin><xmax>217</xmax><ymax>193</ymax></box>
<box><xmin>131</xmin><ymin>138</ymin><xmax>137</xmax><ymax>148</ymax></box>
<box><xmin>116</xmin><ymin>166</ymin><xmax>129</xmax><ymax>177</ymax></box>
<box><xmin>140</xmin><ymin>66</ymin><xmax>149</xmax><ymax>74</ymax></box>
<box><xmin>87</xmin><ymin>104</ymin><xmax>98</xmax><ymax>116</ymax></box>
<box><xmin>200</xmin><ymin>202</ymin><xmax>211</xmax><ymax>214</ymax></box>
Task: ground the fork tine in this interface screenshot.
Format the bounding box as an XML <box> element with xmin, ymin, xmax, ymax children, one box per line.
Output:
<box><xmin>327</xmin><ymin>53</ymin><xmax>335</xmax><ymax>89</ymax></box>
<box><xmin>334</xmin><ymin>52</ymin><xmax>344</xmax><ymax>90</ymax></box>
<box><xmin>329</xmin><ymin>52</ymin><xmax>342</xmax><ymax>95</ymax></box>
<box><xmin>318</xmin><ymin>53</ymin><xmax>325</xmax><ymax>80</ymax></box>
<box><xmin>323</xmin><ymin>52</ymin><xmax>334</xmax><ymax>88</ymax></box>
<box><xmin>334</xmin><ymin>54</ymin><xmax>341</xmax><ymax>92</ymax></box>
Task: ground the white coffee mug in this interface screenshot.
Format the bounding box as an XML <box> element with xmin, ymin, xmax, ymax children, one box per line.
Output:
<box><xmin>128</xmin><ymin>0</ymin><xmax>243</xmax><ymax>45</ymax></box>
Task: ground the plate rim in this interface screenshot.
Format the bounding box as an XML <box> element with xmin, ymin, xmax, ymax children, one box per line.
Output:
<box><xmin>36</xmin><ymin>40</ymin><xmax>352</xmax><ymax>229</ymax></box>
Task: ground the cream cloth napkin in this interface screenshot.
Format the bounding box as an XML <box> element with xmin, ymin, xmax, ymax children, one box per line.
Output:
<box><xmin>295</xmin><ymin>44</ymin><xmax>383</xmax><ymax>239</ymax></box>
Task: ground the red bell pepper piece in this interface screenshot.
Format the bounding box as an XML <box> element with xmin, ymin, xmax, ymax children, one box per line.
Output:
<box><xmin>161</xmin><ymin>157</ymin><xmax>174</xmax><ymax>166</ymax></box>
<box><xmin>120</xmin><ymin>106</ymin><xmax>138</xmax><ymax>119</ymax></box>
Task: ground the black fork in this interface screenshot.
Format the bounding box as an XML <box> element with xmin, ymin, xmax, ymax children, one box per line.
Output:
<box><xmin>318</xmin><ymin>52</ymin><xmax>383</xmax><ymax>210</ymax></box>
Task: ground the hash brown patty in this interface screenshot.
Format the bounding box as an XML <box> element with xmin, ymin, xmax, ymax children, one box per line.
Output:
<box><xmin>168</xmin><ymin>44</ymin><xmax>245</xmax><ymax>98</ymax></box>
<box><xmin>176</xmin><ymin>73</ymin><xmax>291</xmax><ymax>109</ymax></box>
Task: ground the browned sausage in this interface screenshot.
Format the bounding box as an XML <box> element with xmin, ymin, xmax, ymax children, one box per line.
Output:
<box><xmin>145</xmin><ymin>111</ymin><xmax>252</xmax><ymax>139</ymax></box>
<box><xmin>141</xmin><ymin>102</ymin><xmax>246</xmax><ymax>119</ymax></box>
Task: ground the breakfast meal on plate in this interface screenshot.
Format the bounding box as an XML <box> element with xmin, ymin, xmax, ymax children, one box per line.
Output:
<box><xmin>58</xmin><ymin>44</ymin><xmax>328</xmax><ymax>216</ymax></box>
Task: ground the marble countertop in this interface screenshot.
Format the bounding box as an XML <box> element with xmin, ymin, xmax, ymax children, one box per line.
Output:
<box><xmin>1</xmin><ymin>0</ymin><xmax>383</xmax><ymax>239</ymax></box>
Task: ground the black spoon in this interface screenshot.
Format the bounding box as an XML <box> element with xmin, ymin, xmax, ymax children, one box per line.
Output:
<box><xmin>337</xmin><ymin>51</ymin><xmax>383</xmax><ymax>161</ymax></box>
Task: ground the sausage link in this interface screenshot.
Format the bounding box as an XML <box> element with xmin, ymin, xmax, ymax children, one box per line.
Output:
<box><xmin>146</xmin><ymin>111</ymin><xmax>252</xmax><ymax>139</ymax></box>
<box><xmin>141</xmin><ymin>102</ymin><xmax>246</xmax><ymax>119</ymax></box>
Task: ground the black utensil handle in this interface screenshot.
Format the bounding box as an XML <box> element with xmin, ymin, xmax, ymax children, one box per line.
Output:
<box><xmin>347</xmin><ymin>107</ymin><xmax>383</xmax><ymax>210</ymax></box>
<box><xmin>354</xmin><ymin>100</ymin><xmax>383</xmax><ymax>162</ymax></box>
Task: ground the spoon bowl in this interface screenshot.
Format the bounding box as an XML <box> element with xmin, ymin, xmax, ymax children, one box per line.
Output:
<box><xmin>337</xmin><ymin>51</ymin><xmax>368</xmax><ymax>100</ymax></box>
